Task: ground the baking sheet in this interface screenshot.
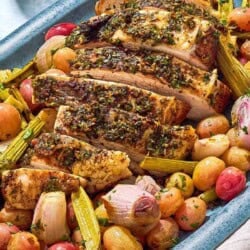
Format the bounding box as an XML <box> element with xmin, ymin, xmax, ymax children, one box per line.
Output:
<box><xmin>0</xmin><ymin>0</ymin><xmax>249</xmax><ymax>249</ymax></box>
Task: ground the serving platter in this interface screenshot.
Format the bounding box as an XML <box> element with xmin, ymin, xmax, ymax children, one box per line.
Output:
<box><xmin>0</xmin><ymin>0</ymin><xmax>249</xmax><ymax>249</ymax></box>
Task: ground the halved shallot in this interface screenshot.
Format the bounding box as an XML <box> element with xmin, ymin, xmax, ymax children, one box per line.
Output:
<box><xmin>102</xmin><ymin>184</ymin><xmax>160</xmax><ymax>235</ymax></box>
<box><xmin>31</xmin><ymin>191</ymin><xmax>69</xmax><ymax>245</ymax></box>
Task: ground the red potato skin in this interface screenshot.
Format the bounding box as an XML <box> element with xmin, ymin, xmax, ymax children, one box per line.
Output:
<box><xmin>7</xmin><ymin>232</ymin><xmax>40</xmax><ymax>250</ymax></box>
<box><xmin>0</xmin><ymin>223</ymin><xmax>19</xmax><ymax>250</ymax></box>
<box><xmin>19</xmin><ymin>79</ymin><xmax>42</xmax><ymax>112</ymax></box>
<box><xmin>240</xmin><ymin>40</ymin><xmax>250</xmax><ymax>60</ymax></box>
<box><xmin>48</xmin><ymin>242</ymin><xmax>78</xmax><ymax>250</ymax></box>
<box><xmin>238</xmin><ymin>56</ymin><xmax>248</xmax><ymax>65</ymax></box>
<box><xmin>175</xmin><ymin>197</ymin><xmax>207</xmax><ymax>231</ymax></box>
<box><xmin>215</xmin><ymin>167</ymin><xmax>246</xmax><ymax>201</ymax></box>
<box><xmin>66</xmin><ymin>201</ymin><xmax>78</xmax><ymax>230</ymax></box>
<box><xmin>228</xmin><ymin>7</ymin><xmax>250</xmax><ymax>32</ymax></box>
<box><xmin>45</xmin><ymin>23</ymin><xmax>77</xmax><ymax>40</ymax></box>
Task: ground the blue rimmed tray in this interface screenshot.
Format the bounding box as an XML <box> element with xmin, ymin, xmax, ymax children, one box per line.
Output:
<box><xmin>0</xmin><ymin>0</ymin><xmax>249</xmax><ymax>249</ymax></box>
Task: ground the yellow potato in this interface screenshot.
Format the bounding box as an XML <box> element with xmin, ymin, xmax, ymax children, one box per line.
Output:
<box><xmin>227</xmin><ymin>128</ymin><xmax>241</xmax><ymax>147</ymax></box>
<box><xmin>192</xmin><ymin>156</ymin><xmax>225</xmax><ymax>191</ymax></box>
<box><xmin>95</xmin><ymin>204</ymin><xmax>110</xmax><ymax>234</ymax></box>
<box><xmin>196</xmin><ymin>115</ymin><xmax>230</xmax><ymax>139</ymax></box>
<box><xmin>52</xmin><ymin>47</ymin><xmax>76</xmax><ymax>73</ymax></box>
<box><xmin>192</xmin><ymin>134</ymin><xmax>230</xmax><ymax>161</ymax></box>
<box><xmin>146</xmin><ymin>218</ymin><xmax>179</xmax><ymax>250</ymax></box>
<box><xmin>0</xmin><ymin>103</ymin><xmax>21</xmax><ymax>141</ymax></box>
<box><xmin>103</xmin><ymin>226</ymin><xmax>143</xmax><ymax>250</ymax></box>
<box><xmin>7</xmin><ymin>232</ymin><xmax>40</xmax><ymax>250</ymax></box>
<box><xmin>156</xmin><ymin>187</ymin><xmax>184</xmax><ymax>218</ymax></box>
<box><xmin>222</xmin><ymin>146</ymin><xmax>250</xmax><ymax>171</ymax></box>
<box><xmin>175</xmin><ymin>197</ymin><xmax>207</xmax><ymax>231</ymax></box>
<box><xmin>166</xmin><ymin>172</ymin><xmax>194</xmax><ymax>198</ymax></box>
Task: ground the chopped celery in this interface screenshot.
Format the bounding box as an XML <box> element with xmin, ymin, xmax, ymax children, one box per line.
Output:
<box><xmin>10</xmin><ymin>88</ymin><xmax>34</xmax><ymax>121</ymax></box>
<box><xmin>0</xmin><ymin>70</ymin><xmax>12</xmax><ymax>82</ymax></box>
<box><xmin>140</xmin><ymin>157</ymin><xmax>198</xmax><ymax>174</ymax></box>
<box><xmin>199</xmin><ymin>188</ymin><xmax>218</xmax><ymax>203</ymax></box>
<box><xmin>72</xmin><ymin>187</ymin><xmax>101</xmax><ymax>250</ymax></box>
<box><xmin>0</xmin><ymin>88</ymin><xmax>11</xmax><ymax>101</ymax></box>
<box><xmin>232</xmin><ymin>32</ymin><xmax>250</xmax><ymax>39</ymax></box>
<box><xmin>1</xmin><ymin>61</ymin><xmax>35</xmax><ymax>85</ymax></box>
<box><xmin>218</xmin><ymin>0</ymin><xmax>233</xmax><ymax>24</ymax></box>
<box><xmin>241</xmin><ymin>0</ymin><xmax>249</xmax><ymax>7</ymax></box>
<box><xmin>0</xmin><ymin>111</ymin><xmax>45</xmax><ymax>171</ymax></box>
<box><xmin>218</xmin><ymin>35</ymin><xmax>250</xmax><ymax>97</ymax></box>
<box><xmin>4</xmin><ymin>95</ymin><xmax>24</xmax><ymax>112</ymax></box>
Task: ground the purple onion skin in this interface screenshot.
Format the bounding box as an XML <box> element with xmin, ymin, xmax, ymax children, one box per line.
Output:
<box><xmin>134</xmin><ymin>196</ymin><xmax>160</xmax><ymax>218</ymax></box>
<box><xmin>232</xmin><ymin>95</ymin><xmax>250</xmax><ymax>149</ymax></box>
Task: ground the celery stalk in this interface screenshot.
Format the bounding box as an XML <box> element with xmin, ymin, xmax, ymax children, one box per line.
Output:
<box><xmin>0</xmin><ymin>111</ymin><xmax>45</xmax><ymax>171</ymax></box>
<box><xmin>218</xmin><ymin>0</ymin><xmax>233</xmax><ymax>24</ymax></box>
<box><xmin>1</xmin><ymin>61</ymin><xmax>35</xmax><ymax>85</ymax></box>
<box><xmin>241</xmin><ymin>0</ymin><xmax>249</xmax><ymax>7</ymax></box>
<box><xmin>140</xmin><ymin>157</ymin><xmax>198</xmax><ymax>174</ymax></box>
<box><xmin>10</xmin><ymin>88</ymin><xmax>34</xmax><ymax>121</ymax></box>
<box><xmin>72</xmin><ymin>187</ymin><xmax>101</xmax><ymax>250</ymax></box>
<box><xmin>0</xmin><ymin>88</ymin><xmax>10</xmax><ymax>101</ymax></box>
<box><xmin>218</xmin><ymin>35</ymin><xmax>250</xmax><ymax>97</ymax></box>
<box><xmin>4</xmin><ymin>95</ymin><xmax>24</xmax><ymax>112</ymax></box>
<box><xmin>199</xmin><ymin>188</ymin><xmax>218</xmax><ymax>203</ymax></box>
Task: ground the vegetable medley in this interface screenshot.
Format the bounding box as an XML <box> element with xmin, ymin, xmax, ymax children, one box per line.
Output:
<box><xmin>0</xmin><ymin>0</ymin><xmax>250</xmax><ymax>249</ymax></box>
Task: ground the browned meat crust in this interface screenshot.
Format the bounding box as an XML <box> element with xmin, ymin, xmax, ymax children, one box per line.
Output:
<box><xmin>95</xmin><ymin>0</ymin><xmax>216</xmax><ymax>16</ymax></box>
<box><xmin>31</xmin><ymin>133</ymin><xmax>131</xmax><ymax>194</ymax></box>
<box><xmin>70</xmin><ymin>47</ymin><xmax>231</xmax><ymax>120</ymax></box>
<box><xmin>33</xmin><ymin>75</ymin><xmax>190</xmax><ymax>125</ymax></box>
<box><xmin>54</xmin><ymin>105</ymin><xmax>197</xmax><ymax>164</ymax></box>
<box><xmin>66</xmin><ymin>4</ymin><xmax>223</xmax><ymax>70</ymax></box>
<box><xmin>1</xmin><ymin>168</ymin><xmax>86</xmax><ymax>210</ymax></box>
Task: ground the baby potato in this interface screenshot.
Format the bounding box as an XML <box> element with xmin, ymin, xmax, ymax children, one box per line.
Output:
<box><xmin>72</xmin><ymin>228</ymin><xmax>83</xmax><ymax>246</ymax></box>
<box><xmin>103</xmin><ymin>226</ymin><xmax>143</xmax><ymax>250</ymax></box>
<box><xmin>52</xmin><ymin>47</ymin><xmax>76</xmax><ymax>73</ymax></box>
<box><xmin>95</xmin><ymin>204</ymin><xmax>110</xmax><ymax>234</ymax></box>
<box><xmin>175</xmin><ymin>197</ymin><xmax>207</xmax><ymax>231</ymax></box>
<box><xmin>227</xmin><ymin>128</ymin><xmax>241</xmax><ymax>147</ymax></box>
<box><xmin>222</xmin><ymin>146</ymin><xmax>250</xmax><ymax>172</ymax></box>
<box><xmin>166</xmin><ymin>172</ymin><xmax>194</xmax><ymax>198</ymax></box>
<box><xmin>192</xmin><ymin>134</ymin><xmax>230</xmax><ymax>161</ymax></box>
<box><xmin>228</xmin><ymin>7</ymin><xmax>250</xmax><ymax>32</ymax></box>
<box><xmin>0</xmin><ymin>208</ymin><xmax>33</xmax><ymax>230</ymax></box>
<box><xmin>146</xmin><ymin>218</ymin><xmax>179</xmax><ymax>250</ymax></box>
<box><xmin>0</xmin><ymin>223</ymin><xmax>19</xmax><ymax>250</ymax></box>
<box><xmin>7</xmin><ymin>232</ymin><xmax>40</xmax><ymax>250</ymax></box>
<box><xmin>196</xmin><ymin>115</ymin><xmax>230</xmax><ymax>139</ymax></box>
<box><xmin>192</xmin><ymin>156</ymin><xmax>225</xmax><ymax>191</ymax></box>
<box><xmin>155</xmin><ymin>187</ymin><xmax>184</xmax><ymax>218</ymax></box>
<box><xmin>0</xmin><ymin>103</ymin><xmax>22</xmax><ymax>141</ymax></box>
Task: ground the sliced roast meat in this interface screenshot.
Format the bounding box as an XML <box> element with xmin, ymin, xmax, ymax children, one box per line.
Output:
<box><xmin>70</xmin><ymin>47</ymin><xmax>231</xmax><ymax>120</ymax></box>
<box><xmin>31</xmin><ymin>133</ymin><xmax>131</xmax><ymax>194</ymax></box>
<box><xmin>33</xmin><ymin>75</ymin><xmax>190</xmax><ymax>125</ymax></box>
<box><xmin>54</xmin><ymin>105</ymin><xmax>197</xmax><ymax>165</ymax></box>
